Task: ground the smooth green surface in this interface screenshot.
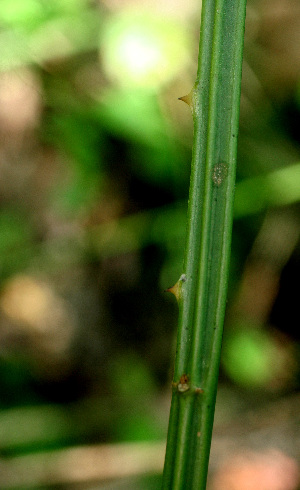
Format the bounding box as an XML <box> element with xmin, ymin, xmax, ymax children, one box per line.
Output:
<box><xmin>162</xmin><ymin>0</ymin><xmax>247</xmax><ymax>488</ymax></box>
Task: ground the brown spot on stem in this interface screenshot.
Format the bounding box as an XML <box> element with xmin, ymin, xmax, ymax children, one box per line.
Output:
<box><xmin>212</xmin><ymin>162</ymin><xmax>228</xmax><ymax>187</ymax></box>
<box><xmin>178</xmin><ymin>373</ymin><xmax>190</xmax><ymax>393</ymax></box>
<box><xmin>179</xmin><ymin>374</ymin><xmax>189</xmax><ymax>384</ymax></box>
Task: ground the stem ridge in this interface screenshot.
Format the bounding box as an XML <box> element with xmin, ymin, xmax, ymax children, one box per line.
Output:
<box><xmin>162</xmin><ymin>0</ymin><xmax>247</xmax><ymax>488</ymax></box>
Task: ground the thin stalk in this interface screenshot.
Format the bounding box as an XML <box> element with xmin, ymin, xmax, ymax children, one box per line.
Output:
<box><xmin>162</xmin><ymin>0</ymin><xmax>247</xmax><ymax>488</ymax></box>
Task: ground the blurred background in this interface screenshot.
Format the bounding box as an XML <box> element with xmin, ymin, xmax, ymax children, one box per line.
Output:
<box><xmin>0</xmin><ymin>0</ymin><xmax>299</xmax><ymax>488</ymax></box>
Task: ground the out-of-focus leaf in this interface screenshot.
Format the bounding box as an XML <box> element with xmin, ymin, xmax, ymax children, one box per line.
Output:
<box><xmin>235</xmin><ymin>162</ymin><xmax>300</xmax><ymax>217</ymax></box>
<box><xmin>29</xmin><ymin>12</ymin><xmax>100</xmax><ymax>62</ymax></box>
<box><xmin>0</xmin><ymin>0</ymin><xmax>101</xmax><ymax>70</ymax></box>
<box><xmin>115</xmin><ymin>413</ymin><xmax>164</xmax><ymax>443</ymax></box>
<box><xmin>98</xmin><ymin>89</ymin><xmax>168</xmax><ymax>148</ymax></box>
<box><xmin>100</xmin><ymin>9</ymin><xmax>191</xmax><ymax>89</ymax></box>
<box><xmin>0</xmin><ymin>211</ymin><xmax>35</xmax><ymax>278</ymax></box>
<box><xmin>109</xmin><ymin>353</ymin><xmax>156</xmax><ymax>398</ymax></box>
<box><xmin>46</xmin><ymin>112</ymin><xmax>102</xmax><ymax>213</ymax></box>
<box><xmin>222</xmin><ymin>326</ymin><xmax>287</xmax><ymax>388</ymax></box>
<box><xmin>97</xmin><ymin>89</ymin><xmax>186</xmax><ymax>187</ymax></box>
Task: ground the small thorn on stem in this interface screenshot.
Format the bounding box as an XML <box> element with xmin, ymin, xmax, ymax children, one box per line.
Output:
<box><xmin>178</xmin><ymin>91</ymin><xmax>193</xmax><ymax>110</ymax></box>
<box><xmin>165</xmin><ymin>282</ymin><xmax>181</xmax><ymax>301</ymax></box>
<box><xmin>165</xmin><ymin>274</ymin><xmax>186</xmax><ymax>301</ymax></box>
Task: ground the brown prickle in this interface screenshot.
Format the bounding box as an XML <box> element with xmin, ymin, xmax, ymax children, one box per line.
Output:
<box><xmin>165</xmin><ymin>274</ymin><xmax>186</xmax><ymax>301</ymax></box>
<box><xmin>178</xmin><ymin>90</ymin><xmax>193</xmax><ymax>110</ymax></box>
<box><xmin>165</xmin><ymin>281</ymin><xmax>181</xmax><ymax>301</ymax></box>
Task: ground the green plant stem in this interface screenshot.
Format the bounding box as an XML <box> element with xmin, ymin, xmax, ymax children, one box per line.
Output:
<box><xmin>162</xmin><ymin>0</ymin><xmax>247</xmax><ymax>488</ymax></box>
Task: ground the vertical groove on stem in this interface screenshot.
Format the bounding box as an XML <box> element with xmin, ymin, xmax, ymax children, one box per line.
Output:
<box><xmin>162</xmin><ymin>0</ymin><xmax>247</xmax><ymax>488</ymax></box>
